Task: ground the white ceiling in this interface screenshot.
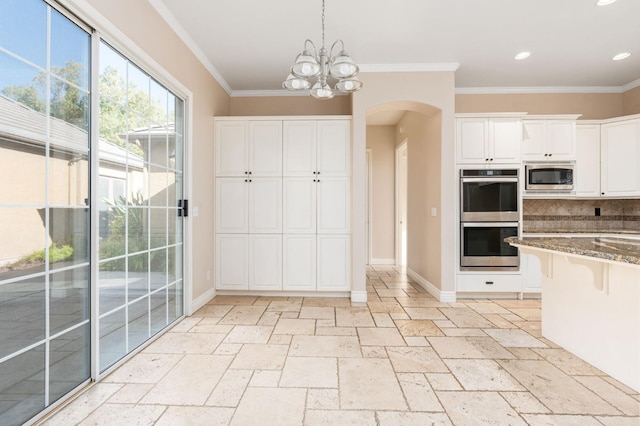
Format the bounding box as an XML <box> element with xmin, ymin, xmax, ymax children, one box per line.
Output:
<box><xmin>153</xmin><ymin>0</ymin><xmax>640</xmax><ymax>94</ymax></box>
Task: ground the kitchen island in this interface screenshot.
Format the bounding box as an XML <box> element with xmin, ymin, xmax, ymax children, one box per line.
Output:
<box><xmin>506</xmin><ymin>236</ymin><xmax>640</xmax><ymax>392</ymax></box>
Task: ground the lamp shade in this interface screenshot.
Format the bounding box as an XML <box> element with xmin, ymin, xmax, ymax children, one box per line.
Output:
<box><xmin>329</xmin><ymin>51</ymin><xmax>359</xmax><ymax>79</ymax></box>
<box><xmin>309</xmin><ymin>81</ymin><xmax>334</xmax><ymax>99</ymax></box>
<box><xmin>283</xmin><ymin>73</ymin><xmax>311</xmax><ymax>90</ymax></box>
<box><xmin>336</xmin><ymin>77</ymin><xmax>363</xmax><ymax>93</ymax></box>
<box><xmin>291</xmin><ymin>50</ymin><xmax>320</xmax><ymax>78</ymax></box>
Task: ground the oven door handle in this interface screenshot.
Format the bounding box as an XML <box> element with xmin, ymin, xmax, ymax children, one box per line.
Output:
<box><xmin>461</xmin><ymin>177</ymin><xmax>519</xmax><ymax>184</ymax></box>
<box><xmin>461</xmin><ymin>222</ymin><xmax>520</xmax><ymax>228</ymax></box>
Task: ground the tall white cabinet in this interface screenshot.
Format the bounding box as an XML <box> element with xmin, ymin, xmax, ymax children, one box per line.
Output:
<box><xmin>215</xmin><ymin>117</ymin><xmax>351</xmax><ymax>293</ymax></box>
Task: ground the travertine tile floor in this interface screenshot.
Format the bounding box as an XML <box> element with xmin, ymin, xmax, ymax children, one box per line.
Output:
<box><xmin>42</xmin><ymin>266</ymin><xmax>640</xmax><ymax>425</ymax></box>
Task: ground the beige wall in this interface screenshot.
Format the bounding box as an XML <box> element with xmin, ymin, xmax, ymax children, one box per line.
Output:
<box><xmin>82</xmin><ymin>0</ymin><xmax>231</xmax><ymax>305</ymax></box>
<box><xmin>365</xmin><ymin>125</ymin><xmax>395</xmax><ymax>261</ymax></box>
<box><xmin>455</xmin><ymin>93</ymin><xmax>623</xmax><ymax>119</ymax></box>
<box><xmin>394</xmin><ymin>112</ymin><xmax>442</xmax><ymax>288</ymax></box>
<box><xmin>622</xmin><ymin>86</ymin><xmax>640</xmax><ymax>116</ymax></box>
<box><xmin>230</xmin><ymin>95</ymin><xmax>351</xmax><ymax>116</ymax></box>
<box><xmin>353</xmin><ymin>71</ymin><xmax>456</xmax><ymax>299</ymax></box>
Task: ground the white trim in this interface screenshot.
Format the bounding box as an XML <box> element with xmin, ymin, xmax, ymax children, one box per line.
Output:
<box><xmin>407</xmin><ymin>268</ymin><xmax>457</xmax><ymax>303</ymax></box>
<box><xmin>455</xmin><ymin>86</ymin><xmax>627</xmax><ymax>95</ymax></box>
<box><xmin>622</xmin><ymin>78</ymin><xmax>640</xmax><ymax>92</ymax></box>
<box><xmin>183</xmin><ymin>95</ymin><xmax>194</xmax><ymax>316</ymax></box>
<box><xmin>231</xmin><ymin>89</ymin><xmax>349</xmax><ymax>98</ymax></box>
<box><xmin>523</xmin><ymin>114</ymin><xmax>583</xmax><ymax>120</ymax></box>
<box><xmin>216</xmin><ymin>290</ymin><xmax>351</xmax><ymax>298</ymax></box>
<box><xmin>147</xmin><ymin>0</ymin><xmax>232</xmax><ymax>95</ymax></box>
<box><xmin>350</xmin><ymin>291</ymin><xmax>367</xmax><ymax>303</ymax></box>
<box><xmin>190</xmin><ymin>287</ymin><xmax>216</xmax><ymax>314</ymax></box>
<box><xmin>395</xmin><ymin>140</ymin><xmax>408</xmax><ymax>266</ymax></box>
<box><xmin>371</xmin><ymin>258</ymin><xmax>395</xmax><ymax>265</ymax></box>
<box><xmin>214</xmin><ymin>115</ymin><xmax>353</xmax><ymax>121</ymax></box>
<box><xmin>365</xmin><ymin>149</ymin><xmax>373</xmax><ymax>265</ymax></box>
<box><xmin>455</xmin><ymin>112</ymin><xmax>528</xmax><ymax>118</ymax></box>
<box><xmin>359</xmin><ymin>63</ymin><xmax>460</xmax><ymax>73</ymax></box>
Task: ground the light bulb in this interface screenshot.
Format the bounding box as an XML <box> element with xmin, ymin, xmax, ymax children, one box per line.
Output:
<box><xmin>343</xmin><ymin>80</ymin><xmax>354</xmax><ymax>91</ymax></box>
<box><xmin>292</xmin><ymin>79</ymin><xmax>300</xmax><ymax>89</ymax></box>
<box><xmin>301</xmin><ymin>64</ymin><xmax>311</xmax><ymax>74</ymax></box>
<box><xmin>340</xmin><ymin>64</ymin><xmax>350</xmax><ymax>75</ymax></box>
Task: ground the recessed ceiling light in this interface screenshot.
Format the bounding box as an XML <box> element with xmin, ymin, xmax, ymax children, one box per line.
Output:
<box><xmin>612</xmin><ymin>52</ymin><xmax>631</xmax><ymax>61</ymax></box>
<box><xmin>596</xmin><ymin>0</ymin><xmax>616</xmax><ymax>6</ymax></box>
<box><xmin>514</xmin><ymin>51</ymin><xmax>531</xmax><ymax>60</ymax></box>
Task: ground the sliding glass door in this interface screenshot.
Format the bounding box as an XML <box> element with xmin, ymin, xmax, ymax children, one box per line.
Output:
<box><xmin>0</xmin><ymin>0</ymin><xmax>91</xmax><ymax>423</ymax></box>
<box><xmin>0</xmin><ymin>1</ymin><xmax>185</xmax><ymax>424</ymax></box>
<box><xmin>97</xmin><ymin>42</ymin><xmax>184</xmax><ymax>372</ymax></box>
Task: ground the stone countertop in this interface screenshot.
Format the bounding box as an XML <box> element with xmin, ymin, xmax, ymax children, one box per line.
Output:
<box><xmin>505</xmin><ymin>236</ymin><xmax>640</xmax><ymax>265</ymax></box>
<box><xmin>523</xmin><ymin>229</ymin><xmax>640</xmax><ymax>235</ymax></box>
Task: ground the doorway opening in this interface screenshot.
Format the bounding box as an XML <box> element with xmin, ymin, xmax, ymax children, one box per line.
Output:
<box><xmin>395</xmin><ymin>140</ymin><xmax>408</xmax><ymax>266</ymax></box>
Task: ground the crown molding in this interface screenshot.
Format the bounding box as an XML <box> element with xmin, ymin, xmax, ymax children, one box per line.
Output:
<box><xmin>147</xmin><ymin>0</ymin><xmax>232</xmax><ymax>96</ymax></box>
<box><xmin>359</xmin><ymin>63</ymin><xmax>461</xmax><ymax>73</ymax></box>
<box><xmin>231</xmin><ymin>89</ymin><xmax>349</xmax><ymax>98</ymax></box>
<box><xmin>622</xmin><ymin>78</ymin><xmax>640</xmax><ymax>92</ymax></box>
<box><xmin>454</xmin><ymin>84</ymin><xmax>640</xmax><ymax>95</ymax></box>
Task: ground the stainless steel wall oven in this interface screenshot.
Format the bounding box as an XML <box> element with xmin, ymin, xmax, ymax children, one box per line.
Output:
<box><xmin>460</xmin><ymin>169</ymin><xmax>520</xmax><ymax>269</ymax></box>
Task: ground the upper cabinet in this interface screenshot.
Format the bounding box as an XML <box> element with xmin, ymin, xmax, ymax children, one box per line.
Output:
<box><xmin>601</xmin><ymin>118</ymin><xmax>640</xmax><ymax>197</ymax></box>
<box><xmin>522</xmin><ymin>117</ymin><xmax>579</xmax><ymax>162</ymax></box>
<box><xmin>456</xmin><ymin>116</ymin><xmax>522</xmax><ymax>164</ymax></box>
<box><xmin>215</xmin><ymin>120</ymin><xmax>282</xmax><ymax>177</ymax></box>
<box><xmin>283</xmin><ymin>120</ymin><xmax>350</xmax><ymax>176</ymax></box>
<box><xmin>574</xmin><ymin>124</ymin><xmax>601</xmax><ymax>197</ymax></box>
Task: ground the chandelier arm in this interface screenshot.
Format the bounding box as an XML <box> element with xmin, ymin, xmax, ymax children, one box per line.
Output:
<box><xmin>304</xmin><ymin>39</ymin><xmax>318</xmax><ymax>58</ymax></box>
<box><xmin>329</xmin><ymin>39</ymin><xmax>345</xmax><ymax>59</ymax></box>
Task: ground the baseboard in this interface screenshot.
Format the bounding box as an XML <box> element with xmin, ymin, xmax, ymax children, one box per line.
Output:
<box><xmin>216</xmin><ymin>290</ymin><xmax>350</xmax><ymax>298</ymax></box>
<box><xmin>350</xmin><ymin>291</ymin><xmax>367</xmax><ymax>303</ymax></box>
<box><xmin>190</xmin><ymin>287</ymin><xmax>216</xmax><ymax>315</ymax></box>
<box><xmin>407</xmin><ymin>268</ymin><xmax>457</xmax><ymax>303</ymax></box>
<box><xmin>370</xmin><ymin>258</ymin><xmax>396</xmax><ymax>265</ymax></box>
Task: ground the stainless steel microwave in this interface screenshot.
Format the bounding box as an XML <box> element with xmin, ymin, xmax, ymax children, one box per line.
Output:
<box><xmin>525</xmin><ymin>163</ymin><xmax>574</xmax><ymax>192</ymax></box>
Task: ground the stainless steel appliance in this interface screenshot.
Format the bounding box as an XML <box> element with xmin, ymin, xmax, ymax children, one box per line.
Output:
<box><xmin>460</xmin><ymin>169</ymin><xmax>519</xmax><ymax>222</ymax></box>
<box><xmin>460</xmin><ymin>222</ymin><xmax>519</xmax><ymax>267</ymax></box>
<box><xmin>525</xmin><ymin>163</ymin><xmax>574</xmax><ymax>192</ymax></box>
<box><xmin>460</xmin><ymin>169</ymin><xmax>520</xmax><ymax>269</ymax></box>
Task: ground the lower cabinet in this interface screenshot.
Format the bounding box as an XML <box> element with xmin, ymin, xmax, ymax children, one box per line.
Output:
<box><xmin>521</xmin><ymin>253</ymin><xmax>542</xmax><ymax>293</ymax></box>
<box><xmin>283</xmin><ymin>234</ymin><xmax>350</xmax><ymax>292</ymax></box>
<box><xmin>216</xmin><ymin>234</ymin><xmax>282</xmax><ymax>290</ymax></box>
<box><xmin>456</xmin><ymin>273</ymin><xmax>522</xmax><ymax>293</ymax></box>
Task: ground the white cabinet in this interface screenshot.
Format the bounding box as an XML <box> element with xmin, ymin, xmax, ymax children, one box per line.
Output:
<box><xmin>522</xmin><ymin>119</ymin><xmax>576</xmax><ymax>161</ymax></box>
<box><xmin>601</xmin><ymin>119</ymin><xmax>640</xmax><ymax>197</ymax></box>
<box><xmin>283</xmin><ymin>234</ymin><xmax>350</xmax><ymax>291</ymax></box>
<box><xmin>215</xmin><ymin>120</ymin><xmax>282</xmax><ymax>177</ymax></box>
<box><xmin>456</xmin><ymin>273</ymin><xmax>522</xmax><ymax>293</ymax></box>
<box><xmin>521</xmin><ymin>253</ymin><xmax>542</xmax><ymax>294</ymax></box>
<box><xmin>216</xmin><ymin>234</ymin><xmax>282</xmax><ymax>290</ymax></box>
<box><xmin>456</xmin><ymin>117</ymin><xmax>522</xmax><ymax>164</ymax></box>
<box><xmin>575</xmin><ymin>124</ymin><xmax>601</xmax><ymax>197</ymax></box>
<box><xmin>284</xmin><ymin>120</ymin><xmax>350</xmax><ymax>176</ymax></box>
<box><xmin>215</xmin><ymin>117</ymin><xmax>351</xmax><ymax>293</ymax></box>
<box><xmin>216</xmin><ymin>177</ymin><xmax>282</xmax><ymax>233</ymax></box>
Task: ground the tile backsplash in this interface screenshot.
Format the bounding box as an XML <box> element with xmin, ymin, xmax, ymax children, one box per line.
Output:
<box><xmin>523</xmin><ymin>199</ymin><xmax>640</xmax><ymax>232</ymax></box>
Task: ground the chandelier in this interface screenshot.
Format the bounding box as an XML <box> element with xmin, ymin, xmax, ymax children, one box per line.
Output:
<box><xmin>282</xmin><ymin>0</ymin><xmax>363</xmax><ymax>99</ymax></box>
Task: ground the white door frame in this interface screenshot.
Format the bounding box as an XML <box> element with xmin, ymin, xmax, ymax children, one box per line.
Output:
<box><xmin>365</xmin><ymin>149</ymin><xmax>373</xmax><ymax>264</ymax></box>
<box><xmin>395</xmin><ymin>140</ymin><xmax>408</xmax><ymax>266</ymax></box>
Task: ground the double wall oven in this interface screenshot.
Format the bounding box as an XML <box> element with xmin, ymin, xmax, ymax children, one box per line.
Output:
<box><xmin>460</xmin><ymin>169</ymin><xmax>520</xmax><ymax>269</ymax></box>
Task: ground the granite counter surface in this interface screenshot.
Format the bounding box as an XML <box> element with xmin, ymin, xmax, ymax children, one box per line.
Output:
<box><xmin>505</xmin><ymin>236</ymin><xmax>640</xmax><ymax>265</ymax></box>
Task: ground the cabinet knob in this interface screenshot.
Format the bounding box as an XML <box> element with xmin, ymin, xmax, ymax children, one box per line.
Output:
<box><xmin>317</xmin><ymin>171</ymin><xmax>320</xmax><ymax>175</ymax></box>
<box><xmin>244</xmin><ymin>179</ymin><xmax>248</xmax><ymax>182</ymax></box>
<box><xmin>549</xmin><ymin>154</ymin><xmax>552</xmax><ymax>157</ymax></box>
<box><xmin>485</xmin><ymin>158</ymin><xmax>489</xmax><ymax>161</ymax></box>
<box><xmin>313</xmin><ymin>171</ymin><xmax>317</xmax><ymax>174</ymax></box>
<box><xmin>249</xmin><ymin>171</ymin><xmax>252</xmax><ymax>174</ymax></box>
<box><xmin>249</xmin><ymin>179</ymin><xmax>252</xmax><ymax>182</ymax></box>
<box><xmin>245</xmin><ymin>171</ymin><xmax>248</xmax><ymax>174</ymax></box>
<box><xmin>317</xmin><ymin>179</ymin><xmax>320</xmax><ymax>182</ymax></box>
<box><xmin>544</xmin><ymin>153</ymin><xmax>548</xmax><ymax>157</ymax></box>
<box><xmin>490</xmin><ymin>158</ymin><xmax>494</xmax><ymax>161</ymax></box>
<box><xmin>313</xmin><ymin>179</ymin><xmax>316</xmax><ymax>182</ymax></box>
<box><xmin>602</xmin><ymin>192</ymin><xmax>605</xmax><ymax>195</ymax></box>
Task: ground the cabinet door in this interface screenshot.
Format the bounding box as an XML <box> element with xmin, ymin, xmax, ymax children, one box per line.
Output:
<box><xmin>575</xmin><ymin>125</ymin><xmax>601</xmax><ymax>197</ymax></box>
<box><xmin>249</xmin><ymin>235</ymin><xmax>282</xmax><ymax>290</ymax></box>
<box><xmin>215</xmin><ymin>121</ymin><xmax>248</xmax><ymax>176</ymax></box>
<box><xmin>522</xmin><ymin>121</ymin><xmax>545</xmax><ymax>161</ymax></box>
<box><xmin>317</xmin><ymin>120</ymin><xmax>351</xmax><ymax>176</ymax></box>
<box><xmin>216</xmin><ymin>234</ymin><xmax>248</xmax><ymax>290</ymax></box>
<box><xmin>456</xmin><ymin>119</ymin><xmax>488</xmax><ymax>164</ymax></box>
<box><xmin>283</xmin><ymin>121</ymin><xmax>316</xmax><ymax>176</ymax></box>
<box><xmin>283</xmin><ymin>235</ymin><xmax>316</xmax><ymax>291</ymax></box>
<box><xmin>491</xmin><ymin>119</ymin><xmax>522</xmax><ymax>163</ymax></box>
<box><xmin>249</xmin><ymin>121</ymin><xmax>282</xmax><ymax>176</ymax></box>
<box><xmin>283</xmin><ymin>177</ymin><xmax>316</xmax><ymax>233</ymax></box>
<box><xmin>317</xmin><ymin>177</ymin><xmax>350</xmax><ymax>234</ymax></box>
<box><xmin>547</xmin><ymin>121</ymin><xmax>575</xmax><ymax>160</ymax></box>
<box><xmin>216</xmin><ymin>178</ymin><xmax>248</xmax><ymax>233</ymax></box>
<box><xmin>317</xmin><ymin>235</ymin><xmax>350</xmax><ymax>291</ymax></box>
<box><xmin>249</xmin><ymin>178</ymin><xmax>282</xmax><ymax>233</ymax></box>
<box><xmin>601</xmin><ymin>120</ymin><xmax>640</xmax><ymax>197</ymax></box>
<box><xmin>521</xmin><ymin>253</ymin><xmax>542</xmax><ymax>293</ymax></box>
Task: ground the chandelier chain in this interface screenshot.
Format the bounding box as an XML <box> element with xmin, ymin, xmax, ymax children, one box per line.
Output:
<box><xmin>321</xmin><ymin>0</ymin><xmax>325</xmax><ymax>48</ymax></box>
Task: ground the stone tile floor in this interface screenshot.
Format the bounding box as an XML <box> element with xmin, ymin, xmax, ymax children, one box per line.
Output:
<box><xmin>42</xmin><ymin>265</ymin><xmax>640</xmax><ymax>425</ymax></box>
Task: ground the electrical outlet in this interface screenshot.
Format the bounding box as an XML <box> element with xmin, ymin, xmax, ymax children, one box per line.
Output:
<box><xmin>207</xmin><ymin>270</ymin><xmax>211</xmax><ymax>280</ymax></box>
<box><xmin>595</xmin><ymin>207</ymin><xmax>601</xmax><ymax>217</ymax></box>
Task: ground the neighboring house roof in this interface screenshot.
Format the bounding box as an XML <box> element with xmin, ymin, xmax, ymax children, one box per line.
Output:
<box><xmin>0</xmin><ymin>94</ymin><xmax>143</xmax><ymax>169</ymax></box>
